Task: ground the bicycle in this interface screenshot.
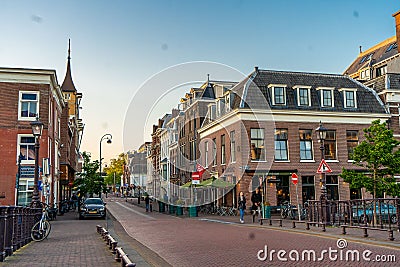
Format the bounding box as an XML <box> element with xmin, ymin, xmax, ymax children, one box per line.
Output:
<box><xmin>280</xmin><ymin>201</ymin><xmax>296</xmax><ymax>219</ymax></box>
<box><xmin>31</xmin><ymin>202</ymin><xmax>52</xmax><ymax>242</ymax></box>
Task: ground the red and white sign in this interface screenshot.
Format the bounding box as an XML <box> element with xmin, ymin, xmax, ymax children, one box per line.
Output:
<box><xmin>196</xmin><ymin>163</ymin><xmax>206</xmax><ymax>175</ymax></box>
<box><xmin>317</xmin><ymin>159</ymin><xmax>333</xmax><ymax>173</ymax></box>
<box><xmin>291</xmin><ymin>173</ymin><xmax>298</xmax><ymax>185</ymax></box>
<box><xmin>192</xmin><ymin>171</ymin><xmax>200</xmax><ymax>184</ymax></box>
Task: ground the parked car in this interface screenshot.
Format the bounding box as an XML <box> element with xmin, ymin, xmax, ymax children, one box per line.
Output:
<box><xmin>79</xmin><ymin>198</ymin><xmax>106</xmax><ymax>219</ymax></box>
<box><xmin>352</xmin><ymin>203</ymin><xmax>397</xmax><ymax>224</ymax></box>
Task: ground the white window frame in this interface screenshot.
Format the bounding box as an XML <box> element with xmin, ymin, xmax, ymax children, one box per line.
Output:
<box><xmin>17</xmin><ymin>134</ymin><xmax>36</xmax><ymax>165</ymax></box>
<box><xmin>268</xmin><ymin>84</ymin><xmax>287</xmax><ymax>106</ymax></box>
<box><xmin>18</xmin><ymin>91</ymin><xmax>40</xmax><ymax>121</ymax></box>
<box><xmin>204</xmin><ymin>141</ymin><xmax>209</xmax><ymax>168</ymax></box>
<box><xmin>316</xmin><ymin>87</ymin><xmax>335</xmax><ymax>108</ymax></box>
<box><xmin>293</xmin><ymin>85</ymin><xmax>312</xmax><ymax>106</ymax></box>
<box><xmin>339</xmin><ymin>88</ymin><xmax>357</xmax><ymax>109</ymax></box>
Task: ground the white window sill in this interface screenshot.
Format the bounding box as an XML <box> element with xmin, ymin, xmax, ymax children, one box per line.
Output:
<box><xmin>300</xmin><ymin>160</ymin><xmax>315</xmax><ymax>163</ymax></box>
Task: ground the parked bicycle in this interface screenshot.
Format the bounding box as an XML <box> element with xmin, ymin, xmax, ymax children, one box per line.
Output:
<box><xmin>280</xmin><ymin>201</ymin><xmax>296</xmax><ymax>219</ymax></box>
<box><xmin>31</xmin><ymin>202</ymin><xmax>52</xmax><ymax>242</ymax></box>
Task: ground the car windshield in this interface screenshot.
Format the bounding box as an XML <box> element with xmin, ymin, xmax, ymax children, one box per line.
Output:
<box><xmin>85</xmin><ymin>199</ymin><xmax>103</xmax><ymax>205</ymax></box>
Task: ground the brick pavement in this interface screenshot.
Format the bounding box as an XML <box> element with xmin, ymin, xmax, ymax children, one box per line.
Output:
<box><xmin>0</xmin><ymin>209</ymin><xmax>121</xmax><ymax>267</ymax></box>
<box><xmin>111</xmin><ymin>196</ymin><xmax>400</xmax><ymax>266</ymax></box>
<box><xmin>2</xmin><ymin>196</ymin><xmax>399</xmax><ymax>267</ymax></box>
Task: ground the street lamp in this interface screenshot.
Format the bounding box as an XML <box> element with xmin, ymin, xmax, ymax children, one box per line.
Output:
<box><xmin>30</xmin><ymin>117</ymin><xmax>44</xmax><ymax>207</ymax></box>
<box><xmin>99</xmin><ymin>134</ymin><xmax>112</xmax><ymax>195</ymax></box>
<box><xmin>315</xmin><ymin>121</ymin><xmax>328</xmax><ymax>223</ymax></box>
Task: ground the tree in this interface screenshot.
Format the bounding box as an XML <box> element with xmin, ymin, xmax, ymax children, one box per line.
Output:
<box><xmin>103</xmin><ymin>153</ymin><xmax>128</xmax><ymax>190</ymax></box>
<box><xmin>75</xmin><ymin>152</ymin><xmax>103</xmax><ymax>197</ymax></box>
<box><xmin>341</xmin><ymin>120</ymin><xmax>400</xmax><ymax>198</ymax></box>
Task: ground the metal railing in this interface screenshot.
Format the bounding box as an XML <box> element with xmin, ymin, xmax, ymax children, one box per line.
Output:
<box><xmin>0</xmin><ymin>206</ymin><xmax>41</xmax><ymax>262</ymax></box>
<box><xmin>308</xmin><ymin>198</ymin><xmax>400</xmax><ymax>230</ymax></box>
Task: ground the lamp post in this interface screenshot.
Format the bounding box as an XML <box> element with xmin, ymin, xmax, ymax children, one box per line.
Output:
<box><xmin>30</xmin><ymin>117</ymin><xmax>44</xmax><ymax>207</ymax></box>
<box><xmin>99</xmin><ymin>134</ymin><xmax>112</xmax><ymax>195</ymax></box>
<box><xmin>99</xmin><ymin>134</ymin><xmax>112</xmax><ymax>176</ymax></box>
<box><xmin>315</xmin><ymin>121</ymin><xmax>328</xmax><ymax>223</ymax></box>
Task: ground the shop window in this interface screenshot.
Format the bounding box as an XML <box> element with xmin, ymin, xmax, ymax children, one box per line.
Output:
<box><xmin>326</xmin><ymin>175</ymin><xmax>339</xmax><ymax>200</ymax></box>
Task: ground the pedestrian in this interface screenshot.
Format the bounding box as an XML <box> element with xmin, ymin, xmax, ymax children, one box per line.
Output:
<box><xmin>251</xmin><ymin>187</ymin><xmax>262</xmax><ymax>223</ymax></box>
<box><xmin>145</xmin><ymin>194</ymin><xmax>150</xmax><ymax>212</ymax></box>
<box><xmin>238</xmin><ymin>191</ymin><xmax>246</xmax><ymax>224</ymax></box>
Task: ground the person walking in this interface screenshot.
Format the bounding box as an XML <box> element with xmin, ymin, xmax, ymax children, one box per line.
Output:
<box><xmin>251</xmin><ymin>187</ymin><xmax>262</xmax><ymax>223</ymax></box>
<box><xmin>145</xmin><ymin>194</ymin><xmax>150</xmax><ymax>212</ymax></box>
<box><xmin>238</xmin><ymin>191</ymin><xmax>246</xmax><ymax>224</ymax></box>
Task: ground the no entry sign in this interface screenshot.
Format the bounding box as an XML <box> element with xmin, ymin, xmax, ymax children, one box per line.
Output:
<box><xmin>291</xmin><ymin>173</ymin><xmax>298</xmax><ymax>185</ymax></box>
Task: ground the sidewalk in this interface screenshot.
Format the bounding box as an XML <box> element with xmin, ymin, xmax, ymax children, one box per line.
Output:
<box><xmin>0</xmin><ymin>210</ymin><xmax>120</xmax><ymax>267</ymax></box>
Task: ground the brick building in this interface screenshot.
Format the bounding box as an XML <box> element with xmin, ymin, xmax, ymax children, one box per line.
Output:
<box><xmin>59</xmin><ymin>41</ymin><xmax>84</xmax><ymax>204</ymax></box>
<box><xmin>0</xmin><ymin>41</ymin><xmax>84</xmax><ymax>207</ymax></box>
<box><xmin>344</xmin><ymin>10</ymin><xmax>400</xmax><ymax>136</ymax></box>
<box><xmin>198</xmin><ymin>68</ymin><xmax>390</xmax><ymax>207</ymax></box>
<box><xmin>0</xmin><ymin>67</ymin><xmax>64</xmax><ymax>206</ymax></box>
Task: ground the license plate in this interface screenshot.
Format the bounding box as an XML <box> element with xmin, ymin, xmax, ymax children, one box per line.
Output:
<box><xmin>89</xmin><ymin>211</ymin><xmax>97</xmax><ymax>214</ymax></box>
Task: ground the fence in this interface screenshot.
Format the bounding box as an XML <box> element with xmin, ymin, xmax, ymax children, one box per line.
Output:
<box><xmin>308</xmin><ymin>198</ymin><xmax>400</xmax><ymax>230</ymax></box>
<box><xmin>0</xmin><ymin>206</ymin><xmax>41</xmax><ymax>262</ymax></box>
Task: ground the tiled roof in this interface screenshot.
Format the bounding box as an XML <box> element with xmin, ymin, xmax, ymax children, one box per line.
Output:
<box><xmin>343</xmin><ymin>36</ymin><xmax>398</xmax><ymax>76</ymax></box>
<box><xmin>230</xmin><ymin>69</ymin><xmax>387</xmax><ymax>114</ymax></box>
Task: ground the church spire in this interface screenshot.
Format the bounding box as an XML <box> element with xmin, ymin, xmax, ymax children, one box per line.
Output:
<box><xmin>61</xmin><ymin>38</ymin><xmax>77</xmax><ymax>92</ymax></box>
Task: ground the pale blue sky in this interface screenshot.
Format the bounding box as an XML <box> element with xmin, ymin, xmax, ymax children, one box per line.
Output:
<box><xmin>0</xmin><ymin>1</ymin><xmax>398</xmax><ymax>163</ymax></box>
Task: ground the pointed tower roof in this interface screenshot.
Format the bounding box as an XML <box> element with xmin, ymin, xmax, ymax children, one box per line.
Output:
<box><xmin>61</xmin><ymin>39</ymin><xmax>77</xmax><ymax>92</ymax></box>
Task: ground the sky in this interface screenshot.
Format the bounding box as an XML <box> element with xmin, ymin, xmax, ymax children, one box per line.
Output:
<box><xmin>0</xmin><ymin>0</ymin><xmax>398</xmax><ymax>164</ymax></box>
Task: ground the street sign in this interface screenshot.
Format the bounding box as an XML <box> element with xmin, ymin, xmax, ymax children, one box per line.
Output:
<box><xmin>291</xmin><ymin>173</ymin><xmax>298</xmax><ymax>185</ymax></box>
<box><xmin>192</xmin><ymin>171</ymin><xmax>200</xmax><ymax>184</ymax></box>
<box><xmin>317</xmin><ymin>159</ymin><xmax>333</xmax><ymax>173</ymax></box>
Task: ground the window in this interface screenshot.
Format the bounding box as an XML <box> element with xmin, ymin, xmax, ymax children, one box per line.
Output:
<box><xmin>344</xmin><ymin>90</ymin><xmax>356</xmax><ymax>108</ymax></box>
<box><xmin>324</xmin><ymin>130</ymin><xmax>336</xmax><ymax>160</ymax></box>
<box><xmin>326</xmin><ymin>175</ymin><xmax>339</xmax><ymax>200</ymax></box>
<box><xmin>230</xmin><ymin>131</ymin><xmax>236</xmax><ymax>163</ymax></box>
<box><xmin>294</xmin><ymin>86</ymin><xmax>311</xmax><ymax>106</ymax></box>
<box><xmin>64</xmin><ymin>93</ymin><xmax>71</xmax><ymax>100</ymax></box>
<box><xmin>221</xmin><ymin>135</ymin><xmax>226</xmax><ymax>165</ymax></box>
<box><xmin>19</xmin><ymin>91</ymin><xmax>39</xmax><ymax>120</ymax></box>
<box><xmin>302</xmin><ymin>176</ymin><xmax>315</xmax><ymax>202</ymax></box>
<box><xmin>212</xmin><ymin>138</ymin><xmax>217</xmax><ymax>166</ymax></box>
<box><xmin>299</xmin><ymin>129</ymin><xmax>313</xmax><ymax>160</ymax></box>
<box><xmin>274</xmin><ymin>129</ymin><xmax>288</xmax><ymax>161</ymax></box>
<box><xmin>322</xmin><ymin>89</ymin><xmax>333</xmax><ymax>107</ymax></box>
<box><xmin>299</xmin><ymin>88</ymin><xmax>309</xmax><ymax>106</ymax></box>
<box><xmin>250</xmin><ymin>128</ymin><xmax>265</xmax><ymax>161</ymax></box>
<box><xmin>268</xmin><ymin>84</ymin><xmax>287</xmax><ymax>105</ymax></box>
<box><xmin>376</xmin><ymin>65</ymin><xmax>387</xmax><ymax>77</ymax></box>
<box><xmin>346</xmin><ymin>130</ymin><xmax>358</xmax><ymax>160</ymax></box>
<box><xmin>385</xmin><ymin>43</ymin><xmax>397</xmax><ymax>53</ymax></box>
<box><xmin>18</xmin><ymin>135</ymin><xmax>35</xmax><ymax>164</ymax></box>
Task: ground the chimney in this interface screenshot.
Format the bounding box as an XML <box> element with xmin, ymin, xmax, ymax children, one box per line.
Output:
<box><xmin>254</xmin><ymin>66</ymin><xmax>259</xmax><ymax>73</ymax></box>
<box><xmin>359</xmin><ymin>46</ymin><xmax>362</xmax><ymax>53</ymax></box>
<box><xmin>172</xmin><ymin>108</ymin><xmax>179</xmax><ymax>118</ymax></box>
<box><xmin>393</xmin><ymin>10</ymin><xmax>400</xmax><ymax>53</ymax></box>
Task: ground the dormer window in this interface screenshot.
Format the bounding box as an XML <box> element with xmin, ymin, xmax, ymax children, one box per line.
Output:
<box><xmin>339</xmin><ymin>88</ymin><xmax>357</xmax><ymax>108</ymax></box>
<box><xmin>293</xmin><ymin>86</ymin><xmax>311</xmax><ymax>106</ymax></box>
<box><xmin>316</xmin><ymin>87</ymin><xmax>334</xmax><ymax>108</ymax></box>
<box><xmin>268</xmin><ymin>84</ymin><xmax>287</xmax><ymax>105</ymax></box>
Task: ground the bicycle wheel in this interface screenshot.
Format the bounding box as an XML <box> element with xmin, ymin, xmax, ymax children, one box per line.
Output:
<box><xmin>281</xmin><ymin>208</ymin><xmax>288</xmax><ymax>219</ymax></box>
<box><xmin>31</xmin><ymin>220</ymin><xmax>51</xmax><ymax>241</ymax></box>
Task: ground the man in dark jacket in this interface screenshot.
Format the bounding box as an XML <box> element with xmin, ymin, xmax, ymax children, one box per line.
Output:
<box><xmin>251</xmin><ymin>187</ymin><xmax>262</xmax><ymax>223</ymax></box>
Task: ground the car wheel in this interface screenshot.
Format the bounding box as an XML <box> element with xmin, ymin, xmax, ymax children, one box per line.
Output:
<box><xmin>390</xmin><ymin>214</ymin><xmax>397</xmax><ymax>224</ymax></box>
